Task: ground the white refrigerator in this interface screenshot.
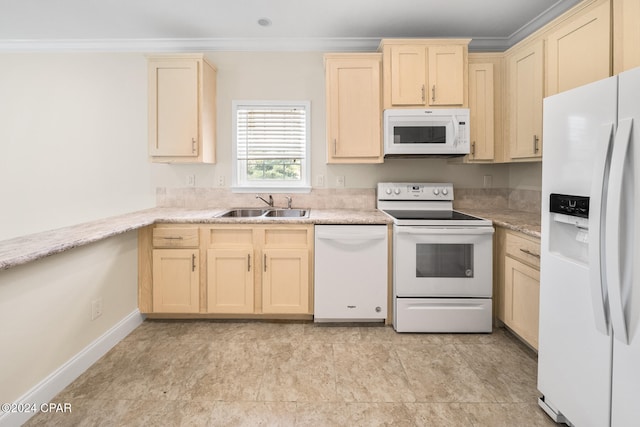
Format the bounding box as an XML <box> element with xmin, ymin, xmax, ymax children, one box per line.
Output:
<box><xmin>538</xmin><ymin>67</ymin><xmax>640</xmax><ymax>426</ymax></box>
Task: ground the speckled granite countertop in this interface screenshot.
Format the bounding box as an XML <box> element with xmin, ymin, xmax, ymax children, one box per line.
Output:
<box><xmin>0</xmin><ymin>208</ymin><xmax>392</xmax><ymax>270</ymax></box>
<box><xmin>459</xmin><ymin>208</ymin><xmax>541</xmax><ymax>239</ymax></box>
<box><xmin>0</xmin><ymin>206</ymin><xmax>540</xmax><ymax>271</ymax></box>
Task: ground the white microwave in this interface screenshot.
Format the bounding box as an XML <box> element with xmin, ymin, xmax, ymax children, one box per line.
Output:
<box><xmin>383</xmin><ymin>109</ymin><xmax>470</xmax><ymax>157</ymax></box>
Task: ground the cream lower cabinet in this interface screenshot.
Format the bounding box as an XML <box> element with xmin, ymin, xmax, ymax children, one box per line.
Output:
<box><xmin>143</xmin><ymin>226</ymin><xmax>201</xmax><ymax>314</ymax></box>
<box><xmin>496</xmin><ymin>228</ymin><xmax>541</xmax><ymax>349</ymax></box>
<box><xmin>207</xmin><ymin>248</ymin><xmax>254</xmax><ymax>313</ymax></box>
<box><xmin>152</xmin><ymin>249</ymin><xmax>200</xmax><ymax>313</ymax></box>
<box><xmin>205</xmin><ymin>224</ymin><xmax>313</xmax><ymax>316</ymax></box>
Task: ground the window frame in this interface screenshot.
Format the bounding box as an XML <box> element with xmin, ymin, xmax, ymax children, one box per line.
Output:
<box><xmin>231</xmin><ymin>100</ymin><xmax>311</xmax><ymax>193</ymax></box>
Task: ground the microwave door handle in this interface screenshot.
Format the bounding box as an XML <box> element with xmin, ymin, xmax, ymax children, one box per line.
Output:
<box><xmin>451</xmin><ymin>116</ymin><xmax>459</xmax><ymax>145</ymax></box>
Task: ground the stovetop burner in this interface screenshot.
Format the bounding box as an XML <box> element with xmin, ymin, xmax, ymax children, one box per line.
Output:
<box><xmin>377</xmin><ymin>182</ymin><xmax>492</xmax><ymax>227</ymax></box>
<box><xmin>382</xmin><ymin>210</ymin><xmax>483</xmax><ymax>221</ymax></box>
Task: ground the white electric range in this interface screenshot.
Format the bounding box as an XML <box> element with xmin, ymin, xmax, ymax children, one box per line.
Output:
<box><xmin>377</xmin><ymin>182</ymin><xmax>494</xmax><ymax>333</ymax></box>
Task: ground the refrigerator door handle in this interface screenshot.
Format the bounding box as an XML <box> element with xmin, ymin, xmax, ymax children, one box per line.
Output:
<box><xmin>605</xmin><ymin>117</ymin><xmax>633</xmax><ymax>344</ymax></box>
<box><xmin>589</xmin><ymin>122</ymin><xmax>614</xmax><ymax>335</ymax></box>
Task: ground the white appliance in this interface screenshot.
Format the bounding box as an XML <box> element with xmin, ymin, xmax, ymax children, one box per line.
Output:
<box><xmin>383</xmin><ymin>108</ymin><xmax>470</xmax><ymax>157</ymax></box>
<box><xmin>538</xmin><ymin>67</ymin><xmax>640</xmax><ymax>427</ymax></box>
<box><xmin>314</xmin><ymin>225</ymin><xmax>387</xmax><ymax>322</ymax></box>
<box><xmin>377</xmin><ymin>182</ymin><xmax>494</xmax><ymax>333</ymax></box>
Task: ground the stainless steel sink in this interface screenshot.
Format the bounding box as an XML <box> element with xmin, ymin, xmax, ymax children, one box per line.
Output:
<box><xmin>217</xmin><ymin>208</ymin><xmax>309</xmax><ymax>219</ymax></box>
<box><xmin>218</xmin><ymin>208</ymin><xmax>270</xmax><ymax>217</ymax></box>
<box><xmin>265</xmin><ymin>209</ymin><xmax>308</xmax><ymax>218</ymax></box>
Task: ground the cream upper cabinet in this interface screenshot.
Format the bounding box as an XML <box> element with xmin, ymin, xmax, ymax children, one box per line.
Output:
<box><xmin>380</xmin><ymin>39</ymin><xmax>470</xmax><ymax>109</ymax></box>
<box><xmin>614</xmin><ymin>0</ymin><xmax>640</xmax><ymax>74</ymax></box>
<box><xmin>147</xmin><ymin>54</ymin><xmax>216</xmax><ymax>164</ymax></box>
<box><xmin>324</xmin><ymin>53</ymin><xmax>383</xmax><ymax>163</ymax></box>
<box><xmin>468</xmin><ymin>62</ymin><xmax>495</xmax><ymax>161</ymax></box>
<box><xmin>546</xmin><ymin>0</ymin><xmax>611</xmax><ymax>96</ymax></box>
<box><xmin>507</xmin><ymin>39</ymin><xmax>544</xmax><ymax>161</ymax></box>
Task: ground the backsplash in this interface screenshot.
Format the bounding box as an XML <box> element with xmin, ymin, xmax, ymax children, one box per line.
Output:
<box><xmin>157</xmin><ymin>187</ymin><xmax>541</xmax><ymax>213</ymax></box>
<box><xmin>156</xmin><ymin>187</ymin><xmax>376</xmax><ymax>210</ymax></box>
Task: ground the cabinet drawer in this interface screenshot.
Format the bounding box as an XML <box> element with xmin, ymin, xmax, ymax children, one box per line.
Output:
<box><xmin>505</xmin><ymin>231</ymin><xmax>540</xmax><ymax>269</ymax></box>
<box><xmin>153</xmin><ymin>227</ymin><xmax>199</xmax><ymax>248</ymax></box>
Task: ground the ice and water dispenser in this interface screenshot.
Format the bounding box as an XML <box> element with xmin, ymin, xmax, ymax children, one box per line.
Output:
<box><xmin>548</xmin><ymin>193</ymin><xmax>590</xmax><ymax>264</ymax></box>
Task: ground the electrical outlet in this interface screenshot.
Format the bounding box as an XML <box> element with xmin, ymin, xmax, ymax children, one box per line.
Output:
<box><xmin>186</xmin><ymin>174</ymin><xmax>196</xmax><ymax>187</ymax></box>
<box><xmin>316</xmin><ymin>175</ymin><xmax>325</xmax><ymax>187</ymax></box>
<box><xmin>336</xmin><ymin>175</ymin><xmax>345</xmax><ymax>187</ymax></box>
<box><xmin>217</xmin><ymin>175</ymin><xmax>225</xmax><ymax>187</ymax></box>
<box><xmin>91</xmin><ymin>298</ymin><xmax>103</xmax><ymax>320</ymax></box>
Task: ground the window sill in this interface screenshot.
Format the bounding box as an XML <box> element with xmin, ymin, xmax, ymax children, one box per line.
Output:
<box><xmin>231</xmin><ymin>186</ymin><xmax>312</xmax><ymax>194</ymax></box>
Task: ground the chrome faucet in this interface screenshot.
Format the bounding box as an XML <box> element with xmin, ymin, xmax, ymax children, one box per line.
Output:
<box><xmin>256</xmin><ymin>194</ymin><xmax>274</xmax><ymax>207</ymax></box>
<box><xmin>284</xmin><ymin>196</ymin><xmax>292</xmax><ymax>209</ymax></box>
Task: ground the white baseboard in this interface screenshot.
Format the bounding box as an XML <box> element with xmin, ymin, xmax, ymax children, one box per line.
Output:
<box><xmin>0</xmin><ymin>310</ymin><xmax>144</xmax><ymax>427</ymax></box>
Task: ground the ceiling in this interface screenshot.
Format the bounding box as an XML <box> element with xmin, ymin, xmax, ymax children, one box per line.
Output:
<box><xmin>0</xmin><ymin>0</ymin><xmax>582</xmax><ymax>52</ymax></box>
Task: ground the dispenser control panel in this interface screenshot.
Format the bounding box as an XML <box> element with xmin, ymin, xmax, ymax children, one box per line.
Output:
<box><xmin>549</xmin><ymin>194</ymin><xmax>589</xmax><ymax>218</ymax></box>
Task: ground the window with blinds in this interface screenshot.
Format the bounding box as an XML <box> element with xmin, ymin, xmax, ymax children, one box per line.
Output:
<box><xmin>233</xmin><ymin>101</ymin><xmax>310</xmax><ymax>191</ymax></box>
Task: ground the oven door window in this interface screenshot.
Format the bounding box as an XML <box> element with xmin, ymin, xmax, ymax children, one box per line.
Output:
<box><xmin>416</xmin><ymin>243</ymin><xmax>473</xmax><ymax>278</ymax></box>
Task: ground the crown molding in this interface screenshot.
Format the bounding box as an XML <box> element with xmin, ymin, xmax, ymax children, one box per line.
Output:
<box><xmin>0</xmin><ymin>37</ymin><xmax>383</xmax><ymax>53</ymax></box>
<box><xmin>0</xmin><ymin>1</ymin><xmax>584</xmax><ymax>54</ymax></box>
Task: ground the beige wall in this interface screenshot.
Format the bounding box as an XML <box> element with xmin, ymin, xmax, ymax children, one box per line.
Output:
<box><xmin>0</xmin><ymin>53</ymin><xmax>155</xmax><ymax>241</ymax></box>
<box><xmin>0</xmin><ymin>231</ymin><xmax>139</xmax><ymax>404</ymax></box>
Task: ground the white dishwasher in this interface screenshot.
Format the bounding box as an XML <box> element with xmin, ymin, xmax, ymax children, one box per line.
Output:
<box><xmin>314</xmin><ymin>225</ymin><xmax>388</xmax><ymax>322</ymax></box>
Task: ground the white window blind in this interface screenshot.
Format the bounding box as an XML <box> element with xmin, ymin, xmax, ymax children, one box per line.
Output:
<box><xmin>236</xmin><ymin>107</ymin><xmax>306</xmax><ymax>160</ymax></box>
<box><xmin>232</xmin><ymin>101</ymin><xmax>311</xmax><ymax>191</ymax></box>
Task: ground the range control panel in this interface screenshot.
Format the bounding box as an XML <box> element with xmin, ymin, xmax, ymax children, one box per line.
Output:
<box><xmin>377</xmin><ymin>182</ymin><xmax>454</xmax><ymax>201</ymax></box>
<box><xmin>549</xmin><ymin>193</ymin><xmax>589</xmax><ymax>218</ymax></box>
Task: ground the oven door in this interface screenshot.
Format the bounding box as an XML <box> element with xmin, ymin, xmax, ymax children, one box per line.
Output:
<box><xmin>393</xmin><ymin>225</ymin><xmax>494</xmax><ymax>297</ymax></box>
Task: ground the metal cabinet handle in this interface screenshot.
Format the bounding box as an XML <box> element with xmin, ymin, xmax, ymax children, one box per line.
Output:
<box><xmin>533</xmin><ymin>135</ymin><xmax>540</xmax><ymax>153</ymax></box>
<box><xmin>163</xmin><ymin>236</ymin><xmax>183</xmax><ymax>240</ymax></box>
<box><xmin>471</xmin><ymin>141</ymin><xmax>476</xmax><ymax>157</ymax></box>
<box><xmin>264</xmin><ymin>254</ymin><xmax>267</xmax><ymax>272</ymax></box>
<box><xmin>247</xmin><ymin>254</ymin><xmax>251</xmax><ymax>272</ymax></box>
<box><xmin>421</xmin><ymin>85</ymin><xmax>425</xmax><ymax>102</ymax></box>
<box><xmin>192</xmin><ymin>137</ymin><xmax>196</xmax><ymax>153</ymax></box>
<box><xmin>432</xmin><ymin>85</ymin><xmax>436</xmax><ymax>102</ymax></box>
<box><xmin>191</xmin><ymin>254</ymin><xmax>196</xmax><ymax>272</ymax></box>
<box><xmin>519</xmin><ymin>248</ymin><xmax>540</xmax><ymax>259</ymax></box>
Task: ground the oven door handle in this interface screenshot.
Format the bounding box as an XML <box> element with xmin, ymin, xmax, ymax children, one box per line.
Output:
<box><xmin>395</xmin><ymin>227</ymin><xmax>494</xmax><ymax>236</ymax></box>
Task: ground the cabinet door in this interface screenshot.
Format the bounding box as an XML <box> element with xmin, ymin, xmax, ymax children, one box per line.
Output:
<box><xmin>614</xmin><ymin>0</ymin><xmax>640</xmax><ymax>74</ymax></box>
<box><xmin>262</xmin><ymin>249</ymin><xmax>310</xmax><ymax>314</ymax></box>
<box><xmin>547</xmin><ymin>0</ymin><xmax>610</xmax><ymax>96</ymax></box>
<box><xmin>389</xmin><ymin>45</ymin><xmax>427</xmax><ymax>106</ymax></box>
<box><xmin>504</xmin><ymin>256</ymin><xmax>540</xmax><ymax>349</ymax></box>
<box><xmin>325</xmin><ymin>55</ymin><xmax>382</xmax><ymax>163</ymax></box>
<box><xmin>468</xmin><ymin>63</ymin><xmax>495</xmax><ymax>161</ymax></box>
<box><xmin>152</xmin><ymin>249</ymin><xmax>199</xmax><ymax>313</ymax></box>
<box><xmin>428</xmin><ymin>45</ymin><xmax>465</xmax><ymax>106</ymax></box>
<box><xmin>207</xmin><ymin>248</ymin><xmax>254</xmax><ymax>313</ymax></box>
<box><xmin>148</xmin><ymin>59</ymin><xmax>199</xmax><ymax>157</ymax></box>
<box><xmin>508</xmin><ymin>40</ymin><xmax>544</xmax><ymax>160</ymax></box>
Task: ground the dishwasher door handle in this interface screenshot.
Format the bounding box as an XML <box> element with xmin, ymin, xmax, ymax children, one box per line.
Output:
<box><xmin>317</xmin><ymin>232</ymin><xmax>387</xmax><ymax>241</ymax></box>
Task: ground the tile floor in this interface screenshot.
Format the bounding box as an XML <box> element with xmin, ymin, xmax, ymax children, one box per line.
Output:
<box><xmin>26</xmin><ymin>321</ymin><xmax>555</xmax><ymax>426</ymax></box>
